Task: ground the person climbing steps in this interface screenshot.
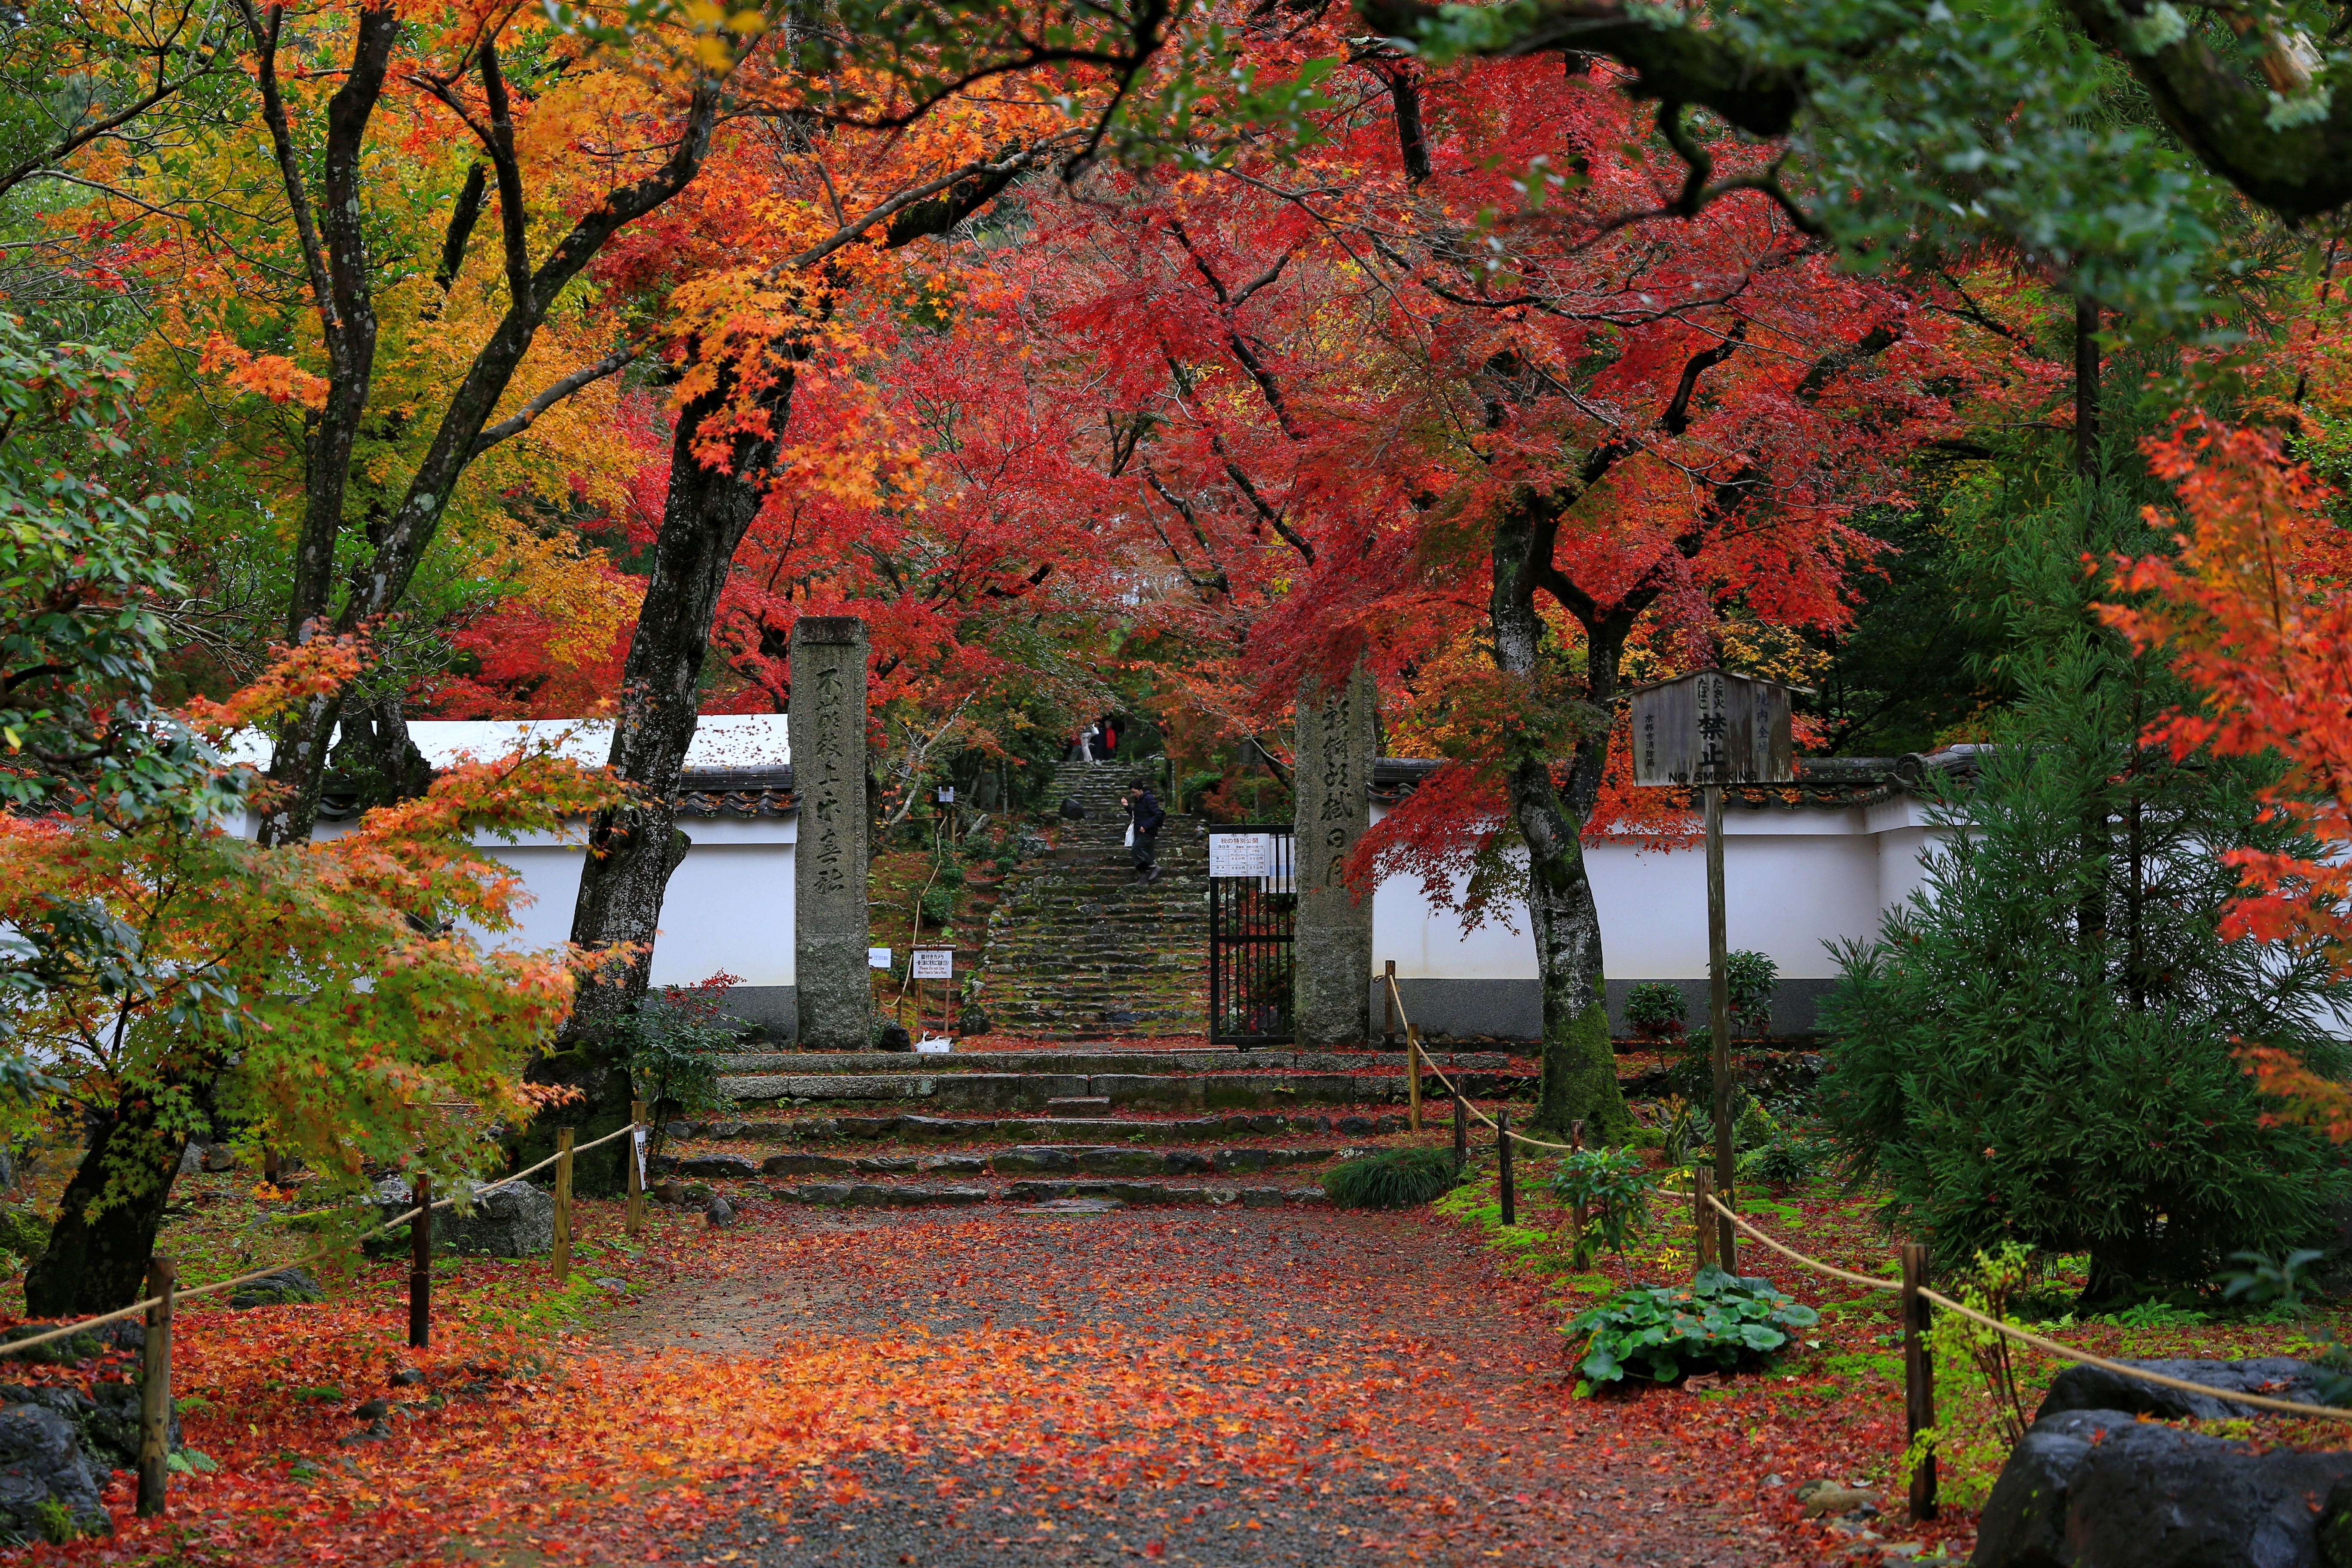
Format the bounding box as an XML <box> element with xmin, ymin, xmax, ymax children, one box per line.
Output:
<box><xmin>1125</xmin><ymin>777</ymin><xmax>1164</xmax><ymax>885</ymax></box>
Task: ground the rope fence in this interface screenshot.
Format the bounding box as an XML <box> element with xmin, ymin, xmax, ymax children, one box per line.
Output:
<box><xmin>1379</xmin><ymin>972</ymin><xmax>2352</xmax><ymax>1523</ymax></box>
<box><xmin>0</xmin><ymin>1108</ymin><xmax>652</xmax><ymax>1518</ymax></box>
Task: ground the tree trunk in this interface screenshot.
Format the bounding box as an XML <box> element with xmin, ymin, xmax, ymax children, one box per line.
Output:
<box><xmin>513</xmin><ymin>364</ymin><xmax>796</xmax><ymax>1193</ymax></box>
<box><xmin>1490</xmin><ymin>499</ymin><xmax>1632</xmax><ymax>1140</ymax></box>
<box><xmin>24</xmin><ymin>1099</ymin><xmax>187</xmax><ymax>1317</ymax></box>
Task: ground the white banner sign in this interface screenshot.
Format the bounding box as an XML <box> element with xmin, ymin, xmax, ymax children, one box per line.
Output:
<box><xmin>937</xmin><ymin>786</ymin><xmax>956</xmax><ymax>803</ymax></box>
<box><xmin>911</xmin><ymin>947</ymin><xmax>954</xmax><ymax>980</ymax></box>
<box><xmin>632</xmin><ymin>1124</ymin><xmax>647</xmax><ymax>1187</ymax></box>
<box><xmin>867</xmin><ymin>946</ymin><xmax>893</xmax><ymax>969</ymax></box>
<box><xmin>1207</xmin><ymin>833</ymin><xmax>1272</xmax><ymax>879</ymax></box>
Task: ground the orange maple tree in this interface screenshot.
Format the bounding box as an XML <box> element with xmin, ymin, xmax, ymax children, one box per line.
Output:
<box><xmin>2103</xmin><ymin>414</ymin><xmax>2352</xmax><ymax>1139</ymax></box>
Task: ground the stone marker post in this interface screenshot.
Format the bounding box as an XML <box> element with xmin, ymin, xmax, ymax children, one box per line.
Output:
<box><xmin>791</xmin><ymin>616</ymin><xmax>873</xmax><ymax>1050</ymax></box>
<box><xmin>1293</xmin><ymin>664</ymin><xmax>1377</xmax><ymax>1046</ymax></box>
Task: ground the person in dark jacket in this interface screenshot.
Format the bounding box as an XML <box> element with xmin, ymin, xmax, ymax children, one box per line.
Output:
<box><xmin>1125</xmin><ymin>779</ymin><xmax>1165</xmax><ymax>884</ymax></box>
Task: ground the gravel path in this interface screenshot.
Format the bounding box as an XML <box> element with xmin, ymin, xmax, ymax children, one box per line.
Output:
<box><xmin>599</xmin><ymin>1205</ymin><xmax>1782</xmax><ymax>1567</ymax></box>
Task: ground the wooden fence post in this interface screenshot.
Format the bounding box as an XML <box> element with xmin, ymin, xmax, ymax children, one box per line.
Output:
<box><xmin>1383</xmin><ymin>961</ymin><xmax>1396</xmax><ymax>1045</ymax></box>
<box><xmin>1498</xmin><ymin>1111</ymin><xmax>1515</xmax><ymax>1227</ymax></box>
<box><xmin>627</xmin><ymin>1101</ymin><xmax>647</xmax><ymax>1237</ymax></box>
<box><xmin>1452</xmin><ymin>1092</ymin><xmax>1468</xmax><ymax>1170</ymax></box>
<box><xmin>1569</xmin><ymin>1119</ymin><xmax>1588</xmax><ymax>1237</ymax></box>
<box><xmin>1693</xmin><ymin>1167</ymin><xmax>1718</xmax><ymax>1274</ymax></box>
<box><xmin>409</xmin><ymin>1174</ymin><xmax>432</xmax><ymax>1348</ymax></box>
<box><xmin>136</xmin><ymin>1257</ymin><xmax>174</xmax><ymax>1518</ymax></box>
<box><xmin>1406</xmin><ymin>1027</ymin><xmax>1422</xmax><ymax>1133</ymax></box>
<box><xmin>1904</xmin><ymin>1241</ymin><xmax>1938</xmax><ymax>1522</ymax></box>
<box><xmin>553</xmin><ymin>1127</ymin><xmax>575</xmax><ymax>1284</ymax></box>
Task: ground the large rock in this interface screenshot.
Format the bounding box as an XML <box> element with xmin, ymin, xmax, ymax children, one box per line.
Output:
<box><xmin>0</xmin><ymin>1402</ymin><xmax>107</xmax><ymax>1544</ymax></box>
<box><xmin>1973</xmin><ymin>1408</ymin><xmax>2352</xmax><ymax>1568</ymax></box>
<box><xmin>371</xmin><ymin>1178</ymin><xmax>553</xmax><ymax>1257</ymax></box>
<box><xmin>2037</xmin><ymin>1357</ymin><xmax>2328</xmax><ymax>1422</ymax></box>
<box><xmin>230</xmin><ymin>1266</ymin><xmax>320</xmax><ymax>1309</ymax></box>
<box><xmin>673</xmin><ymin>1153</ymin><xmax>760</xmax><ymax>1180</ymax></box>
<box><xmin>0</xmin><ymin>1378</ymin><xmax>179</xmax><ymax>1475</ymax></box>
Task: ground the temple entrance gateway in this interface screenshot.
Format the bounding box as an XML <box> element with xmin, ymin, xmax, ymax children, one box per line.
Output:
<box><xmin>1207</xmin><ymin>825</ymin><xmax>1297</xmax><ymax>1045</ymax></box>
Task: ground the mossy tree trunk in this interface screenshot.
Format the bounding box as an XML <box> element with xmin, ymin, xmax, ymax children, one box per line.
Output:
<box><xmin>24</xmin><ymin>1097</ymin><xmax>187</xmax><ymax>1317</ymax></box>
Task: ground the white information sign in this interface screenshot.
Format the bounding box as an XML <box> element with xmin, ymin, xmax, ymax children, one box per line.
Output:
<box><xmin>911</xmin><ymin>947</ymin><xmax>954</xmax><ymax>980</ymax></box>
<box><xmin>937</xmin><ymin>786</ymin><xmax>956</xmax><ymax>802</ymax></box>
<box><xmin>867</xmin><ymin>946</ymin><xmax>893</xmax><ymax>970</ymax></box>
<box><xmin>631</xmin><ymin>1124</ymin><xmax>647</xmax><ymax>1186</ymax></box>
<box><xmin>1207</xmin><ymin>833</ymin><xmax>1272</xmax><ymax>879</ymax></box>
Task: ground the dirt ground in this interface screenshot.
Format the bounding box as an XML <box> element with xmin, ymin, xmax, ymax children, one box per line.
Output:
<box><xmin>597</xmin><ymin>1205</ymin><xmax>1790</xmax><ymax>1567</ymax></box>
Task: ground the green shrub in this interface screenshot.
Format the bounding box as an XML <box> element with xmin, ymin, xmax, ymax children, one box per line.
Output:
<box><xmin>1322</xmin><ymin>1147</ymin><xmax>1464</xmax><ymax>1210</ymax></box>
<box><xmin>0</xmin><ymin>1204</ymin><xmax>49</xmax><ymax>1261</ymax></box>
<box><xmin>1624</xmin><ymin>982</ymin><xmax>1687</xmax><ymax>1039</ymax></box>
<box><xmin>1726</xmin><ymin>951</ymin><xmax>1779</xmax><ymax>1038</ymax></box>
<box><xmin>1742</xmin><ymin>1128</ymin><xmax>1825</xmax><ymax>1188</ymax></box>
<box><xmin>1565</xmin><ymin>1266</ymin><xmax>1818</xmax><ymax>1388</ymax></box>
<box><xmin>1548</xmin><ymin>1147</ymin><xmax>1657</xmax><ymax>1266</ymax></box>
<box><xmin>918</xmin><ymin>885</ymin><xmax>956</xmax><ymax>927</ymax></box>
<box><xmin>1819</xmin><ymin>607</ymin><xmax>2352</xmax><ymax>1302</ymax></box>
<box><xmin>622</xmin><ymin>977</ymin><xmax>741</xmax><ymax>1157</ymax></box>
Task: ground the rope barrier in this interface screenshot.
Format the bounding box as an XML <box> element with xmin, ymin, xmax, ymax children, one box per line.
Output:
<box><xmin>1401</xmin><ymin>973</ymin><xmax>2352</xmax><ymax>1427</ymax></box>
<box><xmin>0</xmin><ymin>1119</ymin><xmax>642</xmax><ymax>1360</ymax></box>
<box><xmin>1385</xmin><ymin>975</ymin><xmax>1589</xmax><ymax>1154</ymax></box>
<box><xmin>1675</xmin><ymin>1189</ymin><xmax>2352</xmax><ymax>1423</ymax></box>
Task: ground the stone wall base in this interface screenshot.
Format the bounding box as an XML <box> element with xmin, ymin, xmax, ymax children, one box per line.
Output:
<box><xmin>1369</xmin><ymin>977</ymin><xmax>1837</xmax><ymax>1042</ymax></box>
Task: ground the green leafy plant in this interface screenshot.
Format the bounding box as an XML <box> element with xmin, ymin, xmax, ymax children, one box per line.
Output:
<box><xmin>1725</xmin><ymin>950</ymin><xmax>1779</xmax><ymax>1038</ymax></box>
<box><xmin>1321</xmin><ymin>1147</ymin><xmax>1464</xmax><ymax>1210</ymax></box>
<box><xmin>1623</xmin><ymin>982</ymin><xmax>1687</xmax><ymax>1041</ymax></box>
<box><xmin>1565</xmin><ymin>1265</ymin><xmax>1819</xmax><ymax>1388</ymax></box>
<box><xmin>1548</xmin><ymin>1146</ymin><xmax>1657</xmax><ymax>1266</ymax></box>
<box><xmin>2220</xmin><ymin>1250</ymin><xmax>2352</xmax><ymax>1403</ymax></box>
<box><xmin>622</xmin><ymin>971</ymin><xmax>743</xmax><ymax>1158</ymax></box>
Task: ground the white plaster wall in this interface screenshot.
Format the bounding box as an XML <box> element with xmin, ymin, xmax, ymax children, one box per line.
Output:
<box><xmin>1368</xmin><ymin>799</ymin><xmax>1956</xmax><ymax>982</ymax></box>
<box><xmin>239</xmin><ymin>809</ymin><xmax>796</xmax><ymax>988</ymax></box>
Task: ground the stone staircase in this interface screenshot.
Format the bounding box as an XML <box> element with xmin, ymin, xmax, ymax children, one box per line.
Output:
<box><xmin>977</xmin><ymin>761</ymin><xmax>1210</xmax><ymax>1041</ymax></box>
<box><xmin>649</xmin><ymin>1045</ymin><xmax>1540</xmax><ymax>1210</ymax></box>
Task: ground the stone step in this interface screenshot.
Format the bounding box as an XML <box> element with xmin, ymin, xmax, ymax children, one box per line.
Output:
<box><xmin>669</xmin><ymin>1110</ymin><xmax>1415</xmax><ymax>1142</ymax></box>
<box><xmin>658</xmin><ymin>1143</ymin><xmax>1375</xmax><ymax>1182</ymax></box>
<box><xmin>716</xmin><ymin>1067</ymin><xmax>1535</xmax><ymax>1112</ymax></box>
<box><xmin>709</xmin><ymin>1048</ymin><xmax>1522</xmax><ymax>1075</ymax></box>
<box><xmin>767</xmin><ymin>1179</ymin><xmax>1331</xmax><ymax>1210</ymax></box>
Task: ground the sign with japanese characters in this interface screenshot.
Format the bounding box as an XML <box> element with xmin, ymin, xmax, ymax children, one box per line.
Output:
<box><xmin>911</xmin><ymin>947</ymin><xmax>954</xmax><ymax>980</ymax></box>
<box><xmin>1627</xmin><ymin>669</ymin><xmax>1798</xmax><ymax>787</ymax></box>
<box><xmin>1207</xmin><ymin>833</ymin><xmax>1273</xmax><ymax>879</ymax></box>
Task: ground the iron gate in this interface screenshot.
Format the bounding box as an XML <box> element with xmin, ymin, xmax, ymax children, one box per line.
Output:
<box><xmin>1206</xmin><ymin>825</ymin><xmax>1296</xmax><ymax>1046</ymax></box>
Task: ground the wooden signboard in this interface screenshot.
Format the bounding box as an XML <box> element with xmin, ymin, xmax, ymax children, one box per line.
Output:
<box><xmin>1628</xmin><ymin>669</ymin><xmax>1798</xmax><ymax>787</ymax></box>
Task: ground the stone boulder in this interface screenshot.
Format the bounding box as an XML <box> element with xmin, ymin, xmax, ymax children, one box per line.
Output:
<box><xmin>371</xmin><ymin>1177</ymin><xmax>553</xmax><ymax>1258</ymax></box>
<box><xmin>674</xmin><ymin>1153</ymin><xmax>759</xmax><ymax>1180</ymax></box>
<box><xmin>2036</xmin><ymin>1357</ymin><xmax>2328</xmax><ymax>1422</ymax></box>
<box><xmin>230</xmin><ymin>1266</ymin><xmax>321</xmax><ymax>1310</ymax></box>
<box><xmin>0</xmin><ymin>1403</ymin><xmax>106</xmax><ymax>1544</ymax></box>
<box><xmin>0</xmin><ymin>1377</ymin><xmax>178</xmax><ymax>1475</ymax></box>
<box><xmin>1974</xmin><ymin>1408</ymin><xmax>2352</xmax><ymax>1568</ymax></box>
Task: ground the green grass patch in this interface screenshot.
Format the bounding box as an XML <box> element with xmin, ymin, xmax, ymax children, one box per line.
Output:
<box><xmin>1323</xmin><ymin>1147</ymin><xmax>1464</xmax><ymax>1210</ymax></box>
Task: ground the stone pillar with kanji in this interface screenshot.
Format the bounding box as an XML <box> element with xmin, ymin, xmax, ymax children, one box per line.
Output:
<box><xmin>1293</xmin><ymin>664</ymin><xmax>1378</xmax><ymax>1047</ymax></box>
<box><xmin>791</xmin><ymin>616</ymin><xmax>871</xmax><ymax>1049</ymax></box>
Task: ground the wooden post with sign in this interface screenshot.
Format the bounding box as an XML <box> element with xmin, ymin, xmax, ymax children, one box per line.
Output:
<box><xmin>913</xmin><ymin>948</ymin><xmax>954</xmax><ymax>1044</ymax></box>
<box><xmin>627</xmin><ymin>1101</ymin><xmax>647</xmax><ymax>1237</ymax></box>
<box><xmin>1626</xmin><ymin>668</ymin><xmax>1801</xmax><ymax>1277</ymax></box>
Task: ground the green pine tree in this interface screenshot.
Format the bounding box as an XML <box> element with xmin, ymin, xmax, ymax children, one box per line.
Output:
<box><xmin>1819</xmin><ymin>479</ymin><xmax>2352</xmax><ymax>1305</ymax></box>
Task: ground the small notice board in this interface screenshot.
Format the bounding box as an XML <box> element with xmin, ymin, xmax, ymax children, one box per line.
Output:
<box><xmin>1207</xmin><ymin>833</ymin><xmax>1273</xmax><ymax>879</ymax></box>
<box><xmin>911</xmin><ymin>947</ymin><xmax>954</xmax><ymax>980</ymax></box>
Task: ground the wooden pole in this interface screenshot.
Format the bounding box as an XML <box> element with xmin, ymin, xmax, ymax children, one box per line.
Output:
<box><xmin>1498</xmin><ymin>1111</ymin><xmax>1515</xmax><ymax>1226</ymax></box>
<box><xmin>552</xmin><ymin>1127</ymin><xmax>575</xmax><ymax>1284</ymax></box>
<box><xmin>136</xmin><ymin>1257</ymin><xmax>174</xmax><ymax>1517</ymax></box>
<box><xmin>1693</xmin><ymin>1166</ymin><xmax>1719</xmax><ymax>1274</ymax></box>
<box><xmin>1570</xmin><ymin>1118</ymin><xmax>1588</xmax><ymax>1238</ymax></box>
<box><xmin>407</xmin><ymin>1174</ymin><xmax>432</xmax><ymax>1349</ymax></box>
<box><xmin>626</xmin><ymin>1101</ymin><xmax>647</xmax><ymax>1237</ymax></box>
<box><xmin>1705</xmin><ymin>781</ymin><xmax>1737</xmax><ymax>1272</ymax></box>
<box><xmin>1452</xmin><ymin>1092</ymin><xmax>1468</xmax><ymax>1170</ymax></box>
<box><xmin>1406</xmin><ymin>1026</ymin><xmax>1424</xmax><ymax>1132</ymax></box>
<box><xmin>1383</xmin><ymin>961</ymin><xmax>1396</xmax><ymax>1045</ymax></box>
<box><xmin>1904</xmin><ymin>1241</ymin><xmax>1938</xmax><ymax>1521</ymax></box>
